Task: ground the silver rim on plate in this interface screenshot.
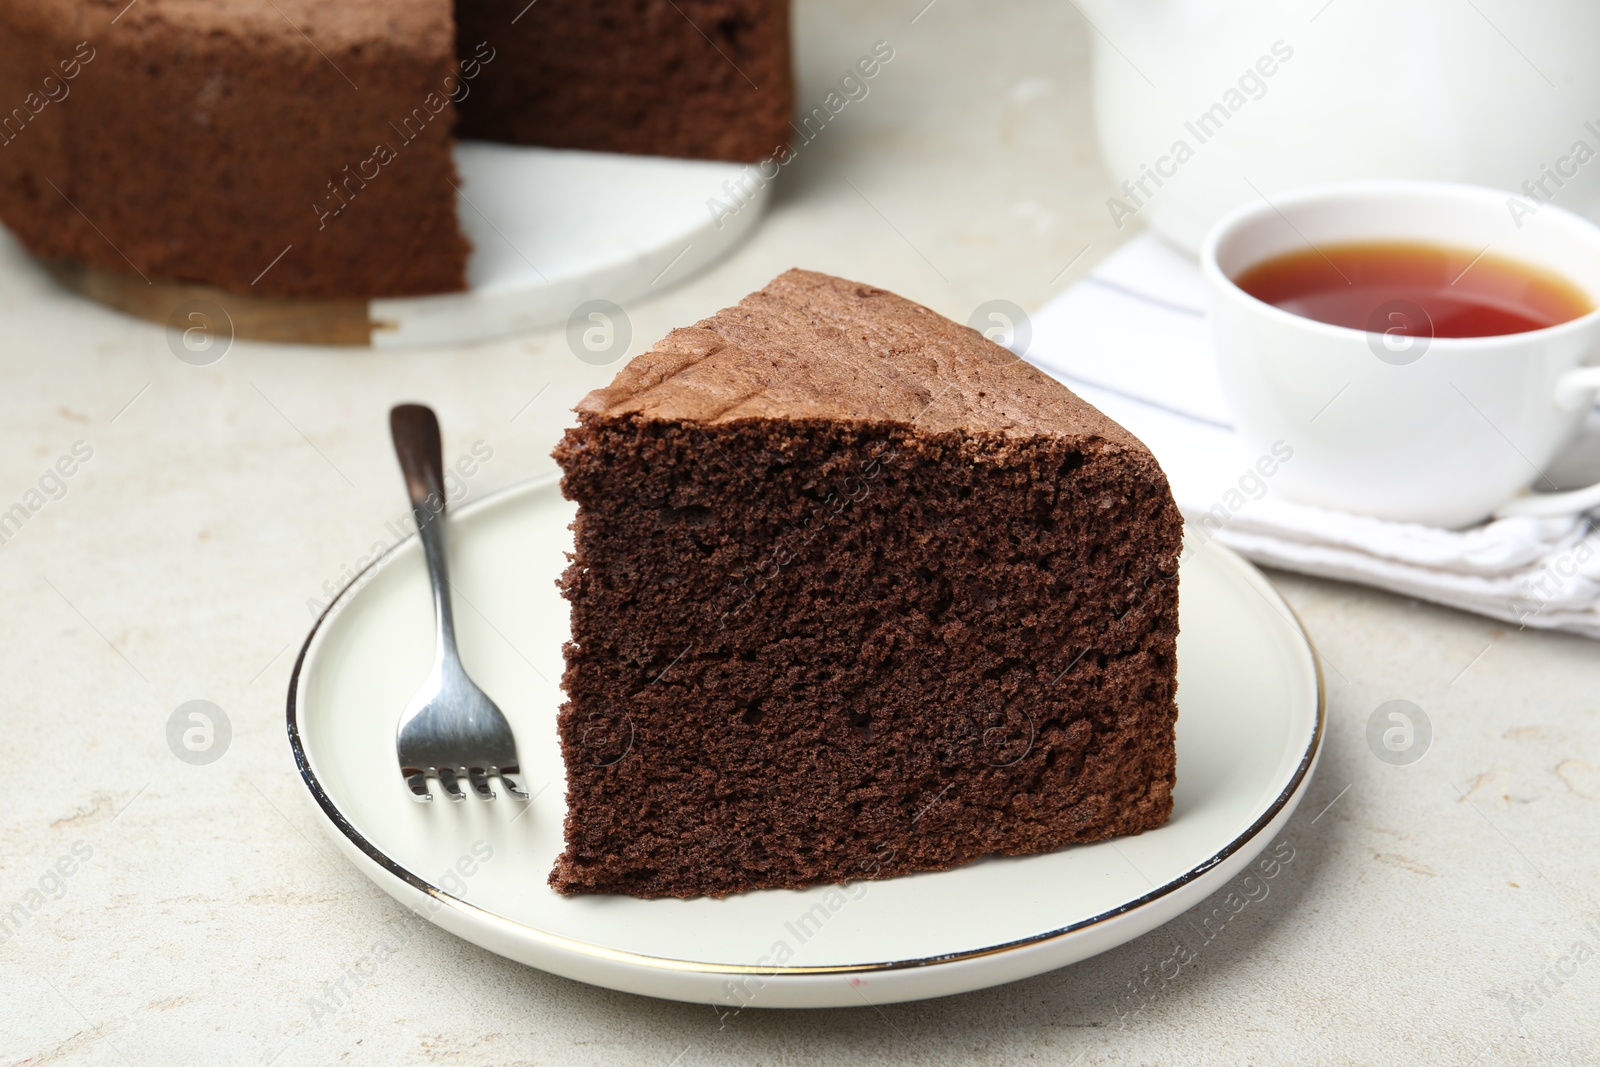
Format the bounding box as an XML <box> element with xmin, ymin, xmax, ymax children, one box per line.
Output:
<box><xmin>285</xmin><ymin>474</ymin><xmax>1327</xmax><ymax>978</ymax></box>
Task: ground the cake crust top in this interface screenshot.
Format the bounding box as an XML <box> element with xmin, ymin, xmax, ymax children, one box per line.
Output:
<box><xmin>576</xmin><ymin>269</ymin><xmax>1147</xmax><ymax>448</ymax></box>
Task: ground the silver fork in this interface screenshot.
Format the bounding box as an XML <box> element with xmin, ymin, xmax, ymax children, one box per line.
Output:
<box><xmin>390</xmin><ymin>403</ymin><xmax>529</xmax><ymax>803</ymax></box>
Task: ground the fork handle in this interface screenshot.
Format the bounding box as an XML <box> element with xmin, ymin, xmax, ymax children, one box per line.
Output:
<box><xmin>390</xmin><ymin>404</ymin><xmax>458</xmax><ymax>658</ymax></box>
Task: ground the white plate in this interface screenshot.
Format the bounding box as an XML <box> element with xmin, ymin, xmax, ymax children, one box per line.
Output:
<box><xmin>371</xmin><ymin>141</ymin><xmax>767</xmax><ymax>347</ymax></box>
<box><xmin>288</xmin><ymin>475</ymin><xmax>1324</xmax><ymax>1008</ymax></box>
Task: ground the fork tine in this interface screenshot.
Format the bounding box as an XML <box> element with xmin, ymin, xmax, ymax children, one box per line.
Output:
<box><xmin>467</xmin><ymin>768</ymin><xmax>496</xmax><ymax>800</ymax></box>
<box><xmin>437</xmin><ymin>767</ymin><xmax>467</xmax><ymax>802</ymax></box>
<box><xmin>499</xmin><ymin>769</ymin><xmax>530</xmax><ymax>801</ymax></box>
<box><xmin>405</xmin><ymin>771</ymin><xmax>433</xmax><ymax>802</ymax></box>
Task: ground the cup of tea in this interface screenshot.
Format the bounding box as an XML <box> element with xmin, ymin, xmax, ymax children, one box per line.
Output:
<box><xmin>1201</xmin><ymin>180</ymin><xmax>1600</xmax><ymax>528</ymax></box>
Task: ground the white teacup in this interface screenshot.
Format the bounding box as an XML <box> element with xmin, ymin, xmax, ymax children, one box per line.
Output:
<box><xmin>1201</xmin><ymin>180</ymin><xmax>1600</xmax><ymax>529</ymax></box>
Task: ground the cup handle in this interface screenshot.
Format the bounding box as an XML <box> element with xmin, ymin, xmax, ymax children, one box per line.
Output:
<box><xmin>1493</xmin><ymin>366</ymin><xmax>1600</xmax><ymax>519</ymax></box>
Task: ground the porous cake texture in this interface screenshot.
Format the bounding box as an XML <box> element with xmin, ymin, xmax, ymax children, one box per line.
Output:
<box><xmin>551</xmin><ymin>269</ymin><xmax>1182</xmax><ymax>899</ymax></box>
<box><xmin>455</xmin><ymin>0</ymin><xmax>793</xmax><ymax>162</ymax></box>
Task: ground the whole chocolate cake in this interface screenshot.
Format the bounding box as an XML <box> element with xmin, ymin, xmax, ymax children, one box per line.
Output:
<box><xmin>551</xmin><ymin>269</ymin><xmax>1182</xmax><ymax>899</ymax></box>
<box><xmin>0</xmin><ymin>0</ymin><xmax>792</xmax><ymax>299</ymax></box>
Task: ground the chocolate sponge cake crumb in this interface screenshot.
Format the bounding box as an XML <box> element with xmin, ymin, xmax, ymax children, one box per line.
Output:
<box><xmin>454</xmin><ymin>0</ymin><xmax>793</xmax><ymax>162</ymax></box>
<box><xmin>551</xmin><ymin>269</ymin><xmax>1181</xmax><ymax>899</ymax></box>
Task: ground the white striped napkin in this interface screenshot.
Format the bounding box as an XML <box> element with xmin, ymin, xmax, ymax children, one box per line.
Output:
<box><xmin>1025</xmin><ymin>234</ymin><xmax>1600</xmax><ymax>639</ymax></box>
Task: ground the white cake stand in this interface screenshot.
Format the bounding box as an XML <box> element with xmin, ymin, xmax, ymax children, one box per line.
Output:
<box><xmin>48</xmin><ymin>141</ymin><xmax>768</xmax><ymax>349</ymax></box>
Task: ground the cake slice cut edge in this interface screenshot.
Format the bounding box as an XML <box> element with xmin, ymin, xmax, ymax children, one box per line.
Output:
<box><xmin>550</xmin><ymin>268</ymin><xmax>1182</xmax><ymax>899</ymax></box>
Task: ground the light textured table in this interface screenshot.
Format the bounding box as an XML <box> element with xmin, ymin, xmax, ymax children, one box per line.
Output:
<box><xmin>3</xmin><ymin>2</ymin><xmax>1597</xmax><ymax>1064</ymax></box>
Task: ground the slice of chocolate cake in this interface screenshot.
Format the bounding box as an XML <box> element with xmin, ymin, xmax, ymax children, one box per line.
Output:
<box><xmin>551</xmin><ymin>269</ymin><xmax>1181</xmax><ymax>899</ymax></box>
